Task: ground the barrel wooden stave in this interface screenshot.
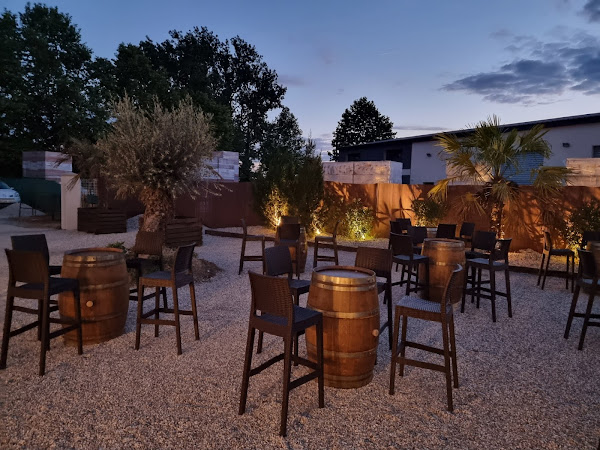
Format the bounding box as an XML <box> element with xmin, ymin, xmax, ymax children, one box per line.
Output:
<box><xmin>58</xmin><ymin>248</ymin><xmax>129</xmax><ymax>345</ymax></box>
<box><xmin>306</xmin><ymin>266</ymin><xmax>379</xmax><ymax>388</ymax></box>
<box><xmin>420</xmin><ymin>238</ymin><xmax>465</xmax><ymax>303</ymax></box>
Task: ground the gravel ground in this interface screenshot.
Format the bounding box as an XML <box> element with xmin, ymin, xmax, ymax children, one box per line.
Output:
<box><xmin>0</xmin><ymin>205</ymin><xmax>598</xmax><ymax>449</ymax></box>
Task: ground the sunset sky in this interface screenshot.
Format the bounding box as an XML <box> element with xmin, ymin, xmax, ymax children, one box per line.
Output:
<box><xmin>5</xmin><ymin>0</ymin><xmax>600</xmax><ymax>157</ymax></box>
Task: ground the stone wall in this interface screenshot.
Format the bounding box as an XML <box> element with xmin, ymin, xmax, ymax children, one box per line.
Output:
<box><xmin>202</xmin><ymin>151</ymin><xmax>239</xmax><ymax>182</ymax></box>
<box><xmin>22</xmin><ymin>151</ymin><xmax>72</xmax><ymax>182</ymax></box>
<box><xmin>567</xmin><ymin>158</ymin><xmax>600</xmax><ymax>186</ymax></box>
<box><xmin>323</xmin><ymin>161</ymin><xmax>403</xmax><ymax>184</ymax></box>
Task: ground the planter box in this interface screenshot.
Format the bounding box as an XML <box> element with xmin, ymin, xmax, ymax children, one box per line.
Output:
<box><xmin>78</xmin><ymin>208</ymin><xmax>126</xmax><ymax>234</ymax></box>
<box><xmin>165</xmin><ymin>216</ymin><xmax>203</xmax><ymax>247</ymax></box>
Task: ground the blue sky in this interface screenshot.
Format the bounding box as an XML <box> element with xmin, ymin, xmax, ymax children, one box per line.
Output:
<box><xmin>4</xmin><ymin>0</ymin><xmax>600</xmax><ymax>158</ymax></box>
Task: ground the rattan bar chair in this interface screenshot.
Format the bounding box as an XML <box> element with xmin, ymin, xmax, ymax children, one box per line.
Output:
<box><xmin>276</xmin><ymin>223</ymin><xmax>302</xmax><ymax>279</ymax></box>
<box><xmin>390</xmin><ymin>265</ymin><xmax>463</xmax><ymax>412</ymax></box>
<box><xmin>458</xmin><ymin>222</ymin><xmax>475</xmax><ymax>245</ymax></box>
<box><xmin>239</xmin><ymin>271</ymin><xmax>324</xmax><ymax>437</ymax></box>
<box><xmin>11</xmin><ymin>234</ymin><xmax>61</xmax><ymax>276</ymax></box>
<box><xmin>409</xmin><ymin>226</ymin><xmax>428</xmax><ymax>254</ymax></box>
<box><xmin>355</xmin><ymin>246</ymin><xmax>394</xmax><ymax>349</ymax></box>
<box><xmin>126</xmin><ymin>231</ymin><xmax>167</xmax><ymax>305</ymax></box>
<box><xmin>135</xmin><ymin>243</ymin><xmax>199</xmax><ymax>355</ymax></box>
<box><xmin>537</xmin><ymin>230</ymin><xmax>575</xmax><ymax>292</ymax></box>
<box><xmin>238</xmin><ymin>218</ymin><xmax>266</xmax><ymax>275</ymax></box>
<box><xmin>313</xmin><ymin>220</ymin><xmax>340</xmax><ymax>268</ymax></box>
<box><xmin>257</xmin><ymin>245</ymin><xmax>311</xmax><ymax>361</ymax></box>
<box><xmin>1</xmin><ymin>249</ymin><xmax>83</xmax><ymax>376</ymax></box>
<box><xmin>436</xmin><ymin>224</ymin><xmax>457</xmax><ymax>239</ymax></box>
<box><xmin>462</xmin><ymin>239</ymin><xmax>513</xmax><ymax>322</ymax></box>
<box><xmin>389</xmin><ymin>232</ymin><xmax>430</xmax><ymax>297</ymax></box>
<box><xmin>564</xmin><ymin>249</ymin><xmax>600</xmax><ymax>350</ymax></box>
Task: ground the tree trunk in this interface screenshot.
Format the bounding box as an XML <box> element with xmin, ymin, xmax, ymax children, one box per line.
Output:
<box><xmin>490</xmin><ymin>200</ymin><xmax>504</xmax><ymax>237</ymax></box>
<box><xmin>139</xmin><ymin>187</ymin><xmax>173</xmax><ymax>232</ymax></box>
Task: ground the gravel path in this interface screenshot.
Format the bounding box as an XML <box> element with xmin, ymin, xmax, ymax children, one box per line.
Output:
<box><xmin>0</xmin><ymin>206</ymin><xmax>598</xmax><ymax>449</ymax></box>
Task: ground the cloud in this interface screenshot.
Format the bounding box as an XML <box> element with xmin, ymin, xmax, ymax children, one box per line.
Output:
<box><xmin>336</xmin><ymin>88</ymin><xmax>344</xmax><ymax>95</ymax></box>
<box><xmin>443</xmin><ymin>31</ymin><xmax>600</xmax><ymax>104</ymax></box>
<box><xmin>278</xmin><ymin>74</ymin><xmax>306</xmax><ymax>87</ymax></box>
<box><xmin>582</xmin><ymin>0</ymin><xmax>600</xmax><ymax>22</ymax></box>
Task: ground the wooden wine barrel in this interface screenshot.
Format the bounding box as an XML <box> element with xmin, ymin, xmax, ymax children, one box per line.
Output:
<box><xmin>58</xmin><ymin>248</ymin><xmax>129</xmax><ymax>345</ymax></box>
<box><xmin>420</xmin><ymin>238</ymin><xmax>465</xmax><ymax>304</ymax></box>
<box><xmin>306</xmin><ymin>266</ymin><xmax>379</xmax><ymax>388</ymax></box>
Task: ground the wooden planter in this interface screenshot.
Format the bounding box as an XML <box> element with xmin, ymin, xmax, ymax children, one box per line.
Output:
<box><xmin>165</xmin><ymin>216</ymin><xmax>203</xmax><ymax>247</ymax></box>
<box><xmin>77</xmin><ymin>208</ymin><xmax>127</xmax><ymax>234</ymax></box>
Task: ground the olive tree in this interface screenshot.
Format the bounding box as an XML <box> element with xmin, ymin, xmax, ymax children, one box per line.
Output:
<box><xmin>97</xmin><ymin>96</ymin><xmax>217</xmax><ymax>231</ymax></box>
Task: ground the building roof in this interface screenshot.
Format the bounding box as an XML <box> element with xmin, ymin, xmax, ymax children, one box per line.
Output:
<box><xmin>339</xmin><ymin>112</ymin><xmax>600</xmax><ymax>151</ymax></box>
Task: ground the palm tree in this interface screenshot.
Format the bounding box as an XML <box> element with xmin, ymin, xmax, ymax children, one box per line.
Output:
<box><xmin>430</xmin><ymin>115</ymin><xmax>570</xmax><ymax>235</ymax></box>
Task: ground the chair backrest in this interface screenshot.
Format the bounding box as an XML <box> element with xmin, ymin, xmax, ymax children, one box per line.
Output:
<box><xmin>577</xmin><ymin>249</ymin><xmax>596</xmax><ymax>280</ymax></box>
<box><xmin>471</xmin><ymin>231</ymin><xmax>496</xmax><ymax>252</ymax></box>
<box><xmin>390</xmin><ymin>221</ymin><xmax>403</xmax><ymax>235</ymax></box>
<box><xmin>265</xmin><ymin>245</ymin><xmax>293</xmax><ymax>278</ymax></box>
<box><xmin>11</xmin><ymin>234</ymin><xmax>50</xmax><ymax>266</ymax></box>
<box><xmin>441</xmin><ymin>264</ymin><xmax>464</xmax><ymax>306</ymax></box>
<box><xmin>493</xmin><ymin>239</ymin><xmax>512</xmax><ymax>264</ymax></box>
<box><xmin>172</xmin><ymin>243</ymin><xmax>196</xmax><ymax>276</ymax></box>
<box><xmin>241</xmin><ymin>218</ymin><xmax>249</xmax><ymax>237</ymax></box>
<box><xmin>278</xmin><ymin>223</ymin><xmax>301</xmax><ymax>241</ymax></box>
<box><xmin>581</xmin><ymin>230</ymin><xmax>600</xmax><ymax>249</ymax></box>
<box><xmin>281</xmin><ymin>216</ymin><xmax>300</xmax><ymax>225</ymax></box>
<box><xmin>436</xmin><ymin>224</ymin><xmax>457</xmax><ymax>239</ymax></box>
<box><xmin>459</xmin><ymin>222</ymin><xmax>475</xmax><ymax>238</ymax></box>
<box><xmin>543</xmin><ymin>230</ymin><xmax>553</xmax><ymax>251</ymax></box>
<box><xmin>409</xmin><ymin>226</ymin><xmax>428</xmax><ymax>245</ymax></box>
<box><xmin>249</xmin><ymin>271</ymin><xmax>293</xmax><ymax>323</ymax></box>
<box><xmin>355</xmin><ymin>246</ymin><xmax>392</xmax><ymax>280</ymax></box>
<box><xmin>389</xmin><ymin>233</ymin><xmax>414</xmax><ymax>257</ymax></box>
<box><xmin>5</xmin><ymin>249</ymin><xmax>49</xmax><ymax>285</ymax></box>
<box><xmin>329</xmin><ymin>220</ymin><xmax>340</xmax><ymax>238</ymax></box>
<box><xmin>396</xmin><ymin>218</ymin><xmax>411</xmax><ymax>233</ymax></box>
<box><xmin>132</xmin><ymin>231</ymin><xmax>164</xmax><ymax>257</ymax></box>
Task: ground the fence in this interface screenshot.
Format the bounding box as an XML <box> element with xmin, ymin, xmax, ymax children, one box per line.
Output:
<box><xmin>1</xmin><ymin>177</ymin><xmax>61</xmax><ymax>219</ymax></box>
<box><xmin>100</xmin><ymin>180</ymin><xmax>600</xmax><ymax>251</ymax></box>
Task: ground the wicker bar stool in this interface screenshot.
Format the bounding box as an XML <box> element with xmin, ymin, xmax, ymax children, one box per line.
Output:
<box><xmin>135</xmin><ymin>243</ymin><xmax>199</xmax><ymax>355</ymax></box>
<box><xmin>389</xmin><ymin>232</ymin><xmax>430</xmax><ymax>297</ymax></box>
<box><xmin>239</xmin><ymin>271</ymin><xmax>324</xmax><ymax>437</ymax></box>
<box><xmin>238</xmin><ymin>218</ymin><xmax>266</xmax><ymax>275</ymax></box>
<box><xmin>11</xmin><ymin>234</ymin><xmax>62</xmax><ymax>276</ymax></box>
<box><xmin>436</xmin><ymin>224</ymin><xmax>457</xmax><ymax>239</ymax></box>
<box><xmin>313</xmin><ymin>220</ymin><xmax>340</xmax><ymax>268</ymax></box>
<box><xmin>390</xmin><ymin>265</ymin><xmax>463</xmax><ymax>411</ymax></box>
<box><xmin>1</xmin><ymin>249</ymin><xmax>83</xmax><ymax>376</ymax></box>
<box><xmin>537</xmin><ymin>230</ymin><xmax>575</xmax><ymax>292</ymax></box>
<box><xmin>126</xmin><ymin>231</ymin><xmax>167</xmax><ymax>304</ymax></box>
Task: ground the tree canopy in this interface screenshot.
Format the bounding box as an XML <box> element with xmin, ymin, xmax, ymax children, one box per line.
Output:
<box><xmin>329</xmin><ymin>97</ymin><xmax>396</xmax><ymax>161</ymax></box>
<box><xmin>0</xmin><ymin>4</ymin><xmax>110</xmax><ymax>176</ymax></box>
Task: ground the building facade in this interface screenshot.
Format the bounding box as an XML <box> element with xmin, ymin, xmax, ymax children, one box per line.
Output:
<box><xmin>337</xmin><ymin>113</ymin><xmax>600</xmax><ymax>185</ymax></box>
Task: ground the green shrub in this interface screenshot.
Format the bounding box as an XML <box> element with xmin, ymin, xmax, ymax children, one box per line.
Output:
<box><xmin>564</xmin><ymin>200</ymin><xmax>600</xmax><ymax>249</ymax></box>
<box><xmin>343</xmin><ymin>199</ymin><xmax>375</xmax><ymax>241</ymax></box>
<box><xmin>411</xmin><ymin>197</ymin><xmax>447</xmax><ymax>227</ymax></box>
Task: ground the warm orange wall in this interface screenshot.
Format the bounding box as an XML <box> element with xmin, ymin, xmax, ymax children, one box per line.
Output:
<box><xmin>325</xmin><ymin>182</ymin><xmax>600</xmax><ymax>251</ymax></box>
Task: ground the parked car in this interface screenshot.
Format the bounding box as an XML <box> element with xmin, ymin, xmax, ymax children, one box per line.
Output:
<box><xmin>0</xmin><ymin>181</ymin><xmax>21</xmax><ymax>209</ymax></box>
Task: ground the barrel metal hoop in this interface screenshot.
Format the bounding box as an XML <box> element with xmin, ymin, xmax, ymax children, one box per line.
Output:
<box><xmin>307</xmin><ymin>342</ymin><xmax>377</xmax><ymax>358</ymax></box>
<box><xmin>308</xmin><ymin>306</ymin><xmax>379</xmax><ymax>319</ymax></box>
<box><xmin>311</xmin><ymin>281</ymin><xmax>375</xmax><ymax>292</ymax></box>
<box><xmin>77</xmin><ymin>279</ymin><xmax>129</xmax><ymax>292</ymax></box>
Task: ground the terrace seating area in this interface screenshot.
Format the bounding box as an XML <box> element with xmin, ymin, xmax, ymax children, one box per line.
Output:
<box><xmin>0</xmin><ymin>218</ymin><xmax>598</xmax><ymax>448</ymax></box>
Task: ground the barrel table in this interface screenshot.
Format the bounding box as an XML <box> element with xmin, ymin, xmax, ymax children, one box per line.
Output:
<box><xmin>420</xmin><ymin>238</ymin><xmax>465</xmax><ymax>304</ymax></box>
<box><xmin>58</xmin><ymin>248</ymin><xmax>129</xmax><ymax>345</ymax></box>
<box><xmin>305</xmin><ymin>266</ymin><xmax>379</xmax><ymax>388</ymax></box>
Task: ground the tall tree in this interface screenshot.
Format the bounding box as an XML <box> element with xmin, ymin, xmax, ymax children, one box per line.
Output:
<box><xmin>329</xmin><ymin>97</ymin><xmax>396</xmax><ymax>161</ymax></box>
<box><xmin>0</xmin><ymin>3</ymin><xmax>111</xmax><ymax>176</ymax></box>
<box><xmin>430</xmin><ymin>115</ymin><xmax>571</xmax><ymax>235</ymax></box>
<box><xmin>258</xmin><ymin>107</ymin><xmax>304</xmax><ymax>173</ymax></box>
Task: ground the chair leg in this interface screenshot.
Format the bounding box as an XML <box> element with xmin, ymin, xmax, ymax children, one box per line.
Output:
<box><xmin>135</xmin><ymin>281</ymin><xmax>144</xmax><ymax>350</ymax></box>
<box><xmin>73</xmin><ymin>288</ymin><xmax>83</xmax><ymax>355</ymax></box>
<box><xmin>333</xmin><ymin>243</ymin><xmax>339</xmax><ymax>265</ymax></box>
<box><xmin>389</xmin><ymin>308</ymin><xmax>401</xmax><ymax>395</ymax></box>
<box><xmin>39</xmin><ymin>297</ymin><xmax>50</xmax><ymax>376</ymax></box>
<box><xmin>578</xmin><ymin>292</ymin><xmax>596</xmax><ymax>350</ymax></box>
<box><xmin>537</xmin><ymin>253</ymin><xmax>545</xmax><ymax>286</ymax></box>
<box><xmin>154</xmin><ymin>287</ymin><xmax>160</xmax><ymax>338</ymax></box>
<box><xmin>399</xmin><ymin>315</ymin><xmax>408</xmax><ymax>377</ymax></box>
<box><xmin>313</xmin><ymin>241</ymin><xmax>318</xmax><ymax>268</ymax></box>
<box><xmin>449</xmin><ymin>315</ymin><xmax>458</xmax><ymax>388</ymax></box>
<box><xmin>37</xmin><ymin>299</ymin><xmax>43</xmax><ymax>341</ymax></box>
<box><xmin>173</xmin><ymin>287</ymin><xmax>182</xmax><ymax>355</ymax></box>
<box><xmin>541</xmin><ymin>253</ymin><xmax>551</xmax><ymax>290</ymax></box>
<box><xmin>441</xmin><ymin>319</ymin><xmax>453</xmax><ymax>412</ymax></box>
<box><xmin>238</xmin><ymin>238</ymin><xmax>246</xmax><ymax>275</ymax></box>
<box><xmin>476</xmin><ymin>268</ymin><xmax>482</xmax><ymax>308</ymax></box>
<box><xmin>461</xmin><ymin>267</ymin><xmax>468</xmax><ymax>313</ymax></box>
<box><xmin>565</xmin><ymin>256</ymin><xmax>570</xmax><ymax>291</ymax></box>
<box><xmin>280</xmin><ymin>336</ymin><xmax>293</xmax><ymax>437</ymax></box>
<box><xmin>505</xmin><ymin>268</ymin><xmax>512</xmax><ymax>318</ymax></box>
<box><xmin>386</xmin><ymin>284</ymin><xmax>393</xmax><ymax>350</ymax></box>
<box><xmin>238</xmin><ymin>327</ymin><xmax>256</xmax><ymax>415</ymax></box>
<box><xmin>490</xmin><ymin>270</ymin><xmax>497</xmax><ymax>323</ymax></box>
<box><xmin>1</xmin><ymin>296</ymin><xmax>15</xmax><ymax>369</ymax></box>
<box><xmin>564</xmin><ymin>284</ymin><xmax>581</xmax><ymax>339</ymax></box>
<box><xmin>261</xmin><ymin>239</ymin><xmax>266</xmax><ymax>274</ymax></box>
<box><xmin>162</xmin><ymin>287</ymin><xmax>168</xmax><ymax>311</ymax></box>
<box><xmin>190</xmin><ymin>283</ymin><xmax>199</xmax><ymax>340</ymax></box>
<box><xmin>316</xmin><ymin>320</ymin><xmax>324</xmax><ymax>408</ymax></box>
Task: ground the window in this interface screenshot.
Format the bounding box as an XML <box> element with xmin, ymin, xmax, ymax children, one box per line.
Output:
<box><xmin>593</xmin><ymin>146</ymin><xmax>600</xmax><ymax>158</ymax></box>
